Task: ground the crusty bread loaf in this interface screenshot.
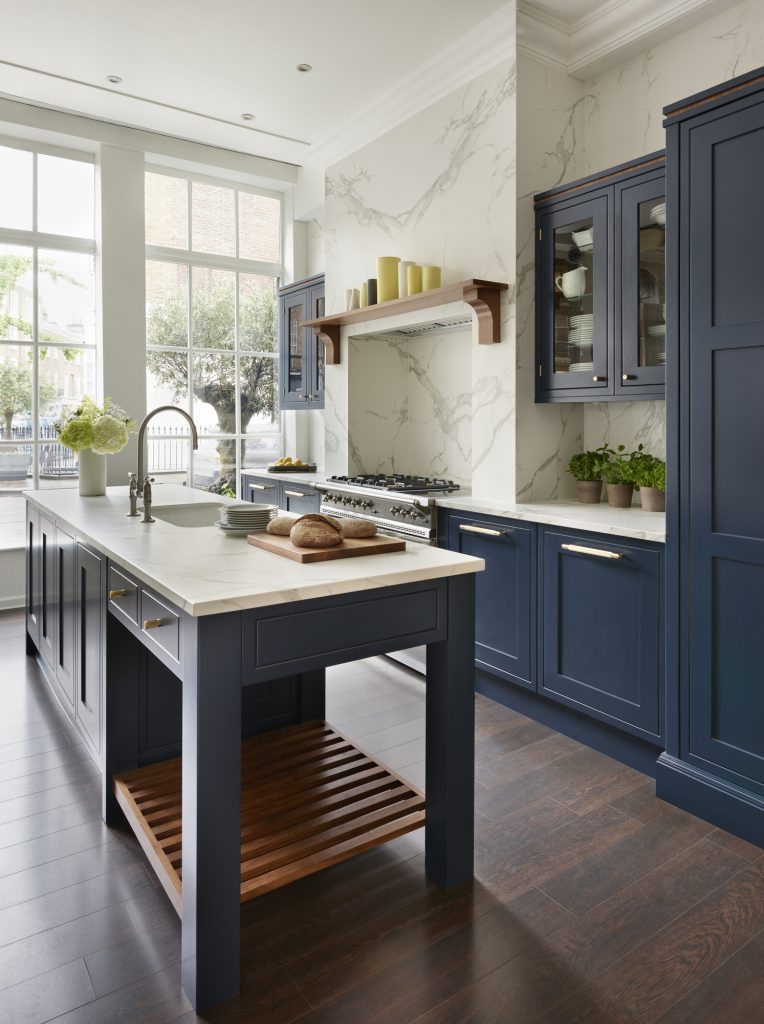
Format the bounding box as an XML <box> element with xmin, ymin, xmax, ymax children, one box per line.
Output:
<box><xmin>340</xmin><ymin>519</ymin><xmax>377</xmax><ymax>539</ymax></box>
<box><xmin>290</xmin><ymin>513</ymin><xmax>343</xmax><ymax>549</ymax></box>
<box><xmin>266</xmin><ymin>515</ymin><xmax>297</xmax><ymax>536</ymax></box>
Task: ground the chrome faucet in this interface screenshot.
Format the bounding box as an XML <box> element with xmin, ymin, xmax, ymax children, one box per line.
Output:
<box><xmin>135</xmin><ymin>406</ymin><xmax>199</xmax><ymax>498</ymax></box>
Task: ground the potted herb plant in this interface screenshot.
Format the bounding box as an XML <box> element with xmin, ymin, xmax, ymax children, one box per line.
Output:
<box><xmin>56</xmin><ymin>397</ymin><xmax>136</xmax><ymax>496</ymax></box>
<box><xmin>568</xmin><ymin>445</ymin><xmax>611</xmax><ymax>504</ymax></box>
<box><xmin>630</xmin><ymin>451</ymin><xmax>666</xmax><ymax>512</ymax></box>
<box><xmin>602</xmin><ymin>444</ymin><xmax>642</xmax><ymax>508</ymax></box>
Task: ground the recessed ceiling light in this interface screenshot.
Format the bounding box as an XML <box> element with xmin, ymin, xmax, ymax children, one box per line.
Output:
<box><xmin>296</xmin><ymin>63</ymin><xmax>312</xmax><ymax>73</ymax></box>
<box><xmin>241</xmin><ymin>113</ymin><xmax>256</xmax><ymax>121</ymax></box>
<box><xmin>105</xmin><ymin>75</ymin><xmax>123</xmax><ymax>84</ymax></box>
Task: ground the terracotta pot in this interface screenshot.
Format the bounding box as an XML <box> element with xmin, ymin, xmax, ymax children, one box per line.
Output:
<box><xmin>606</xmin><ymin>483</ymin><xmax>634</xmax><ymax>508</ymax></box>
<box><xmin>640</xmin><ymin>486</ymin><xmax>665</xmax><ymax>512</ymax></box>
<box><xmin>576</xmin><ymin>480</ymin><xmax>603</xmax><ymax>504</ymax></box>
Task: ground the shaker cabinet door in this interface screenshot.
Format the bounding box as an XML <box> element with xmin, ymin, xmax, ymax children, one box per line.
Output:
<box><xmin>280</xmin><ymin>292</ymin><xmax>309</xmax><ymax>408</ymax></box>
<box><xmin>56</xmin><ymin>527</ymin><xmax>76</xmax><ymax>707</ymax></box>
<box><xmin>75</xmin><ymin>543</ymin><xmax>104</xmax><ymax>755</ymax></box>
<box><xmin>541</xmin><ymin>529</ymin><xmax>662</xmax><ymax>742</ymax></box>
<box><xmin>26</xmin><ymin>504</ymin><xmax>40</xmax><ymax>648</ymax></box>
<box><xmin>38</xmin><ymin>514</ymin><xmax>58</xmax><ymax>671</ymax></box>
<box><xmin>617</xmin><ymin>173</ymin><xmax>666</xmax><ymax>394</ymax></box>
<box><xmin>449</xmin><ymin>514</ymin><xmax>535</xmax><ymax>688</ymax></box>
<box><xmin>538</xmin><ymin>194</ymin><xmax>611</xmax><ymax>397</ymax></box>
<box><xmin>684</xmin><ymin>101</ymin><xmax>764</xmax><ymax>792</ymax></box>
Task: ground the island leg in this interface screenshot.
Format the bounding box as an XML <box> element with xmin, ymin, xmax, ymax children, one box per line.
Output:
<box><xmin>425</xmin><ymin>573</ymin><xmax>475</xmax><ymax>885</ymax></box>
<box><xmin>297</xmin><ymin>668</ymin><xmax>326</xmax><ymax>721</ymax></box>
<box><xmin>181</xmin><ymin>614</ymin><xmax>242</xmax><ymax>1011</ymax></box>
<box><xmin>102</xmin><ymin>615</ymin><xmax>141</xmax><ymax>824</ymax></box>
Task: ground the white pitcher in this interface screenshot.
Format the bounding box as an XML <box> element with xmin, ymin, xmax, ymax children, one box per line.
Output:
<box><xmin>555</xmin><ymin>266</ymin><xmax>587</xmax><ymax>299</ymax></box>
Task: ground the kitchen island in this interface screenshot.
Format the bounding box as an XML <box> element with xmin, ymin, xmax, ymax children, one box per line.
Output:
<box><xmin>23</xmin><ymin>485</ymin><xmax>482</xmax><ymax>1012</ymax></box>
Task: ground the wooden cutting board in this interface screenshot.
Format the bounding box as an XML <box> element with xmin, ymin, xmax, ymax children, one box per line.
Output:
<box><xmin>247</xmin><ymin>531</ymin><xmax>406</xmax><ymax>563</ymax></box>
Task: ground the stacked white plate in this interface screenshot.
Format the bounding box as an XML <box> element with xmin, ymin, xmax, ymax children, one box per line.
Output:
<box><xmin>568</xmin><ymin>313</ymin><xmax>594</xmax><ymax>347</ymax></box>
<box><xmin>216</xmin><ymin>502</ymin><xmax>277</xmax><ymax>535</ymax></box>
<box><xmin>569</xmin><ymin>361</ymin><xmax>594</xmax><ymax>372</ymax></box>
<box><xmin>650</xmin><ymin>202</ymin><xmax>666</xmax><ymax>226</ymax></box>
<box><xmin>648</xmin><ymin>324</ymin><xmax>667</xmax><ymax>338</ymax></box>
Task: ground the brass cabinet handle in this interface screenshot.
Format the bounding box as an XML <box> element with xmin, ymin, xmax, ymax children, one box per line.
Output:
<box><xmin>592</xmin><ymin>375</ymin><xmax>607</xmax><ymax>382</ymax></box>
<box><xmin>622</xmin><ymin>373</ymin><xmax>637</xmax><ymax>381</ymax></box>
<box><xmin>109</xmin><ymin>588</ymin><xmax>132</xmax><ymax>599</ymax></box>
<box><xmin>143</xmin><ymin>617</ymin><xmax>168</xmax><ymax>630</ymax></box>
<box><xmin>250</xmin><ymin>483</ymin><xmax>274</xmax><ymax>491</ymax></box>
<box><xmin>459</xmin><ymin>524</ymin><xmax>505</xmax><ymax>537</ymax></box>
<box><xmin>561</xmin><ymin>543</ymin><xmax>623</xmax><ymax>560</ymax></box>
<box><xmin>284</xmin><ymin>489</ymin><xmax>307</xmax><ymax>498</ymax></box>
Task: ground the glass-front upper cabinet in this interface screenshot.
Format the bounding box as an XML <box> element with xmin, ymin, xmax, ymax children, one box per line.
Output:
<box><xmin>535</xmin><ymin>153</ymin><xmax>666</xmax><ymax>402</ymax></box>
<box><xmin>538</xmin><ymin>194</ymin><xmax>610</xmax><ymax>395</ymax></box>
<box><xmin>618</xmin><ymin>174</ymin><xmax>666</xmax><ymax>393</ymax></box>
<box><xmin>279</xmin><ymin>274</ymin><xmax>325</xmax><ymax>410</ymax></box>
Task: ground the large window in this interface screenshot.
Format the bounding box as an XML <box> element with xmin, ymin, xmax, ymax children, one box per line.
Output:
<box><xmin>144</xmin><ymin>169</ymin><xmax>281</xmax><ymax>494</ymax></box>
<box><xmin>0</xmin><ymin>141</ymin><xmax>96</xmax><ymax>548</ymax></box>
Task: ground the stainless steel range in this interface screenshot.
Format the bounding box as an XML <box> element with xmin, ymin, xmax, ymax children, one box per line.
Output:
<box><xmin>316</xmin><ymin>474</ymin><xmax>460</xmax><ymax>545</ymax></box>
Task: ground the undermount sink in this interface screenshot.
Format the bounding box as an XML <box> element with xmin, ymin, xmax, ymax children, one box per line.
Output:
<box><xmin>148</xmin><ymin>503</ymin><xmax>225</xmax><ymax>528</ymax></box>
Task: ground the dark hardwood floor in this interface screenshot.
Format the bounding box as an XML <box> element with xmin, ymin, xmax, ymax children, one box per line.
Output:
<box><xmin>1</xmin><ymin>608</ymin><xmax>762</xmax><ymax>1023</ymax></box>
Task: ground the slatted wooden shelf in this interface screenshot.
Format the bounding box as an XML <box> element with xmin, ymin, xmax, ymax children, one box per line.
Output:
<box><xmin>113</xmin><ymin>720</ymin><xmax>426</xmax><ymax>917</ymax></box>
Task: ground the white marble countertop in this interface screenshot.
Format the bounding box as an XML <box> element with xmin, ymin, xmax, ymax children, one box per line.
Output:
<box><xmin>240</xmin><ymin>469</ymin><xmax>326</xmax><ymax>486</ymax></box>
<box><xmin>24</xmin><ymin>485</ymin><xmax>482</xmax><ymax>617</ymax></box>
<box><xmin>434</xmin><ymin>496</ymin><xmax>666</xmax><ymax>543</ymax></box>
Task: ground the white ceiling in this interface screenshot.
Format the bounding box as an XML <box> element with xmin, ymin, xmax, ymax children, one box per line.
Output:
<box><xmin>0</xmin><ymin>0</ymin><xmax>509</xmax><ymax>166</ymax></box>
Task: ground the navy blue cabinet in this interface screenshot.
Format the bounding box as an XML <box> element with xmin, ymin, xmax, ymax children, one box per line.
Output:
<box><xmin>38</xmin><ymin>513</ymin><xmax>57</xmax><ymax>671</ymax></box>
<box><xmin>75</xmin><ymin>542</ymin><xmax>104</xmax><ymax>756</ymax></box>
<box><xmin>279</xmin><ymin>274</ymin><xmax>325</xmax><ymax>410</ymax></box>
<box><xmin>660</xmin><ymin>69</ymin><xmax>764</xmax><ymax>839</ymax></box>
<box><xmin>282</xmin><ymin>484</ymin><xmax>320</xmax><ymax>516</ymax></box>
<box><xmin>242</xmin><ymin>472</ymin><xmax>319</xmax><ymax>514</ymax></box>
<box><xmin>243</xmin><ymin>472</ymin><xmax>281</xmax><ymax>507</ymax></box>
<box><xmin>447</xmin><ymin>512</ymin><xmax>535</xmax><ymax>688</ymax></box>
<box><xmin>540</xmin><ymin>528</ymin><xmax>663</xmax><ymax>743</ymax></box>
<box><xmin>535</xmin><ymin>153</ymin><xmax>666</xmax><ymax>402</ymax></box>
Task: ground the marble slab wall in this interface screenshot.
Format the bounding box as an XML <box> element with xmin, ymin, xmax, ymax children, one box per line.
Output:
<box><xmin>323</xmin><ymin>59</ymin><xmax>517</xmax><ymax>499</ymax></box>
<box><xmin>581</xmin><ymin>0</ymin><xmax>764</xmax><ymax>461</ymax></box>
<box><xmin>515</xmin><ymin>55</ymin><xmax>585</xmax><ymax>500</ymax></box>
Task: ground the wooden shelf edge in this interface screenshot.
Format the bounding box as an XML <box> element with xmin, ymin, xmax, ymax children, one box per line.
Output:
<box><xmin>304</xmin><ymin>278</ymin><xmax>508</xmax><ymax>363</ymax></box>
<box><xmin>113</xmin><ymin>721</ymin><xmax>425</xmax><ymax>916</ymax></box>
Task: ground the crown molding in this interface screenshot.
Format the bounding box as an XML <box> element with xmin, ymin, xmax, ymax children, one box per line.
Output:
<box><xmin>518</xmin><ymin>0</ymin><xmax>742</xmax><ymax>80</ymax></box>
<box><xmin>304</xmin><ymin>4</ymin><xmax>515</xmax><ymax>169</ymax></box>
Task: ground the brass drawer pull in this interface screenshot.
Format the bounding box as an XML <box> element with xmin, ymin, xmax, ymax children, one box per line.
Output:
<box><xmin>109</xmin><ymin>588</ymin><xmax>132</xmax><ymax>599</ymax></box>
<box><xmin>561</xmin><ymin>543</ymin><xmax>623</xmax><ymax>560</ymax></box>
<box><xmin>284</xmin><ymin>489</ymin><xmax>307</xmax><ymax>498</ymax></box>
<box><xmin>250</xmin><ymin>483</ymin><xmax>274</xmax><ymax>491</ymax></box>
<box><xmin>143</xmin><ymin>617</ymin><xmax>168</xmax><ymax>630</ymax></box>
<box><xmin>459</xmin><ymin>524</ymin><xmax>505</xmax><ymax>537</ymax></box>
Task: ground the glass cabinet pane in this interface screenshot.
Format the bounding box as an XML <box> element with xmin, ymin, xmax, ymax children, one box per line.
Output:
<box><xmin>637</xmin><ymin>195</ymin><xmax>666</xmax><ymax>369</ymax></box>
<box><xmin>286</xmin><ymin>299</ymin><xmax>305</xmax><ymax>398</ymax></box>
<box><xmin>312</xmin><ymin>291</ymin><xmax>325</xmax><ymax>400</ymax></box>
<box><xmin>553</xmin><ymin>216</ymin><xmax>595</xmax><ymax>376</ymax></box>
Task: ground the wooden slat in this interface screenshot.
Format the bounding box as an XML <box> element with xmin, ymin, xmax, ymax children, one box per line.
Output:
<box><xmin>112</xmin><ymin>720</ymin><xmax>425</xmax><ymax>915</ymax></box>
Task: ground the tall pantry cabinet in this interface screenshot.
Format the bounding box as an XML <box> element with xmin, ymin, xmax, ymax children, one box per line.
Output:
<box><xmin>658</xmin><ymin>67</ymin><xmax>764</xmax><ymax>845</ymax></box>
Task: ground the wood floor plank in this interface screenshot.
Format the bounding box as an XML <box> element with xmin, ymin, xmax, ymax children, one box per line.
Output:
<box><xmin>40</xmin><ymin>963</ymin><xmax>192</xmax><ymax>1024</ymax></box>
<box><xmin>0</xmin><ymin>957</ymin><xmax>95</xmax><ymax>1024</ymax></box>
<box><xmin>0</xmin><ymin>819</ymin><xmax>124</xmax><ymax>878</ymax></box>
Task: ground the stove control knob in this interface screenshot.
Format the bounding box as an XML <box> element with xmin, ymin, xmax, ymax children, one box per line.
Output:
<box><xmin>350</xmin><ymin>498</ymin><xmax>362</xmax><ymax>507</ymax></box>
<box><xmin>342</xmin><ymin>496</ymin><xmax>353</xmax><ymax>505</ymax></box>
<box><xmin>361</xmin><ymin>500</ymin><xmax>374</xmax><ymax>510</ymax></box>
<box><xmin>389</xmin><ymin>505</ymin><xmax>402</xmax><ymax>516</ymax></box>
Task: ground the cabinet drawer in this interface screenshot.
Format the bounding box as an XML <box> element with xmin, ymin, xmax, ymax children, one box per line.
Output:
<box><xmin>541</xmin><ymin>528</ymin><xmax>663</xmax><ymax>742</ymax></box>
<box><xmin>245</xmin><ymin>476</ymin><xmax>281</xmax><ymax>506</ymax></box>
<box><xmin>141</xmin><ymin>591</ymin><xmax>180</xmax><ymax>662</ymax></box>
<box><xmin>108</xmin><ymin>565</ymin><xmax>139</xmax><ymax>625</ymax></box>
<box><xmin>283</xmin><ymin>486</ymin><xmax>319</xmax><ymax>516</ymax></box>
<box><xmin>449</xmin><ymin>514</ymin><xmax>535</xmax><ymax>688</ymax></box>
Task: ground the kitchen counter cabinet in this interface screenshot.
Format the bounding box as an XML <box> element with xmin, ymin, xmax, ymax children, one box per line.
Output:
<box><xmin>241</xmin><ymin>471</ymin><xmax>320</xmax><ymax>514</ymax></box>
<box><xmin>24</xmin><ymin>486</ymin><xmax>481</xmax><ymax>1013</ymax></box>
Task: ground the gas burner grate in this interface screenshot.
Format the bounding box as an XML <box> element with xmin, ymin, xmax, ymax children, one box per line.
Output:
<box><xmin>328</xmin><ymin>474</ymin><xmax>460</xmax><ymax>494</ymax></box>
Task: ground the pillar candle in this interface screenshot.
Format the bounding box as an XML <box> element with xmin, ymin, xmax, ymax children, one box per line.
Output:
<box><xmin>407</xmin><ymin>264</ymin><xmax>422</xmax><ymax>295</ymax></box>
<box><xmin>398</xmin><ymin>261</ymin><xmax>414</xmax><ymax>298</ymax></box>
<box><xmin>376</xmin><ymin>256</ymin><xmax>400</xmax><ymax>303</ymax></box>
<box><xmin>422</xmin><ymin>266</ymin><xmax>442</xmax><ymax>291</ymax></box>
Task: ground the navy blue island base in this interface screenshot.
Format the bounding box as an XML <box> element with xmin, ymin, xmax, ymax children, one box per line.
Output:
<box><xmin>102</xmin><ymin>573</ymin><xmax>476</xmax><ymax>1013</ymax></box>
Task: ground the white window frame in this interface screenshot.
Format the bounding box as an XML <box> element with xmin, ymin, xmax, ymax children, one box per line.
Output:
<box><xmin>0</xmin><ymin>137</ymin><xmax>96</xmax><ymax>491</ymax></box>
<box><xmin>144</xmin><ymin>165</ymin><xmax>283</xmax><ymax>494</ymax></box>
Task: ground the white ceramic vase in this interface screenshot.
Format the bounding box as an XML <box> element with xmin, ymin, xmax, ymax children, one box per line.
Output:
<box><xmin>78</xmin><ymin>449</ymin><xmax>107</xmax><ymax>496</ymax></box>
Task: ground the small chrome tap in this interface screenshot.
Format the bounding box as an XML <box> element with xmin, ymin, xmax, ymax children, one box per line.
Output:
<box><xmin>127</xmin><ymin>473</ymin><xmax>139</xmax><ymax>517</ymax></box>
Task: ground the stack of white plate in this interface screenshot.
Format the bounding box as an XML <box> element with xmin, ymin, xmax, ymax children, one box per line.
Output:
<box><xmin>216</xmin><ymin>503</ymin><xmax>277</xmax><ymax>535</ymax></box>
<box><xmin>570</xmin><ymin>361</ymin><xmax>594</xmax><ymax>373</ymax></box>
<box><xmin>648</xmin><ymin>324</ymin><xmax>666</xmax><ymax>339</ymax></box>
<box><xmin>569</xmin><ymin>313</ymin><xmax>594</xmax><ymax>347</ymax></box>
<box><xmin>650</xmin><ymin>202</ymin><xmax>666</xmax><ymax>226</ymax></box>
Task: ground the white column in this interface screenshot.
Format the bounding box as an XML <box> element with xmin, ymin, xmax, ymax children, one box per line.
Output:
<box><xmin>96</xmin><ymin>145</ymin><xmax>146</xmax><ymax>485</ymax></box>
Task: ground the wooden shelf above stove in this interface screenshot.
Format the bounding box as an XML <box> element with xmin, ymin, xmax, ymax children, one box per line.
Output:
<box><xmin>302</xmin><ymin>278</ymin><xmax>508</xmax><ymax>365</ymax></box>
<box><xmin>113</xmin><ymin>720</ymin><xmax>425</xmax><ymax>917</ymax></box>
